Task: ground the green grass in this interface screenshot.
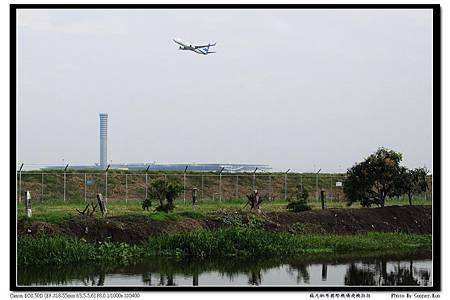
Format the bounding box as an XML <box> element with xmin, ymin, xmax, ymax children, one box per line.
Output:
<box><xmin>17</xmin><ymin>196</ymin><xmax>432</xmax><ymax>224</ymax></box>
<box><xmin>17</xmin><ymin>230</ymin><xmax>431</xmax><ymax>267</ymax></box>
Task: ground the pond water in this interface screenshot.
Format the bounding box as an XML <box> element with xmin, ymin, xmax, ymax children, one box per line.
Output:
<box><xmin>18</xmin><ymin>252</ymin><xmax>432</xmax><ymax>287</ymax></box>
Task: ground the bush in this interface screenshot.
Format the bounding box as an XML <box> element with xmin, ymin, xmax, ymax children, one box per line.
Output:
<box><xmin>287</xmin><ymin>185</ymin><xmax>311</xmax><ymax>212</ymax></box>
<box><xmin>149</xmin><ymin>178</ymin><xmax>183</xmax><ymax>212</ymax></box>
<box><xmin>287</xmin><ymin>201</ymin><xmax>311</xmax><ymax>212</ymax></box>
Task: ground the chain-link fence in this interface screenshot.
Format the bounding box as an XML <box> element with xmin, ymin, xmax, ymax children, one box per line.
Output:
<box><xmin>15</xmin><ymin>171</ymin><xmax>433</xmax><ymax>204</ymax></box>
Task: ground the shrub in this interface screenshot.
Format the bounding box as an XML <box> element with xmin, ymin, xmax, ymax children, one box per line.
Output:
<box><xmin>287</xmin><ymin>185</ymin><xmax>311</xmax><ymax>212</ymax></box>
<box><xmin>287</xmin><ymin>201</ymin><xmax>311</xmax><ymax>212</ymax></box>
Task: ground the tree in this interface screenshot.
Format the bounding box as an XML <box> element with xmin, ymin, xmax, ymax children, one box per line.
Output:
<box><xmin>343</xmin><ymin>147</ymin><xmax>404</xmax><ymax>207</ymax></box>
<box><xmin>395</xmin><ymin>167</ymin><xmax>428</xmax><ymax>205</ymax></box>
<box><xmin>148</xmin><ymin>178</ymin><xmax>183</xmax><ymax>212</ymax></box>
<box><xmin>287</xmin><ymin>185</ymin><xmax>311</xmax><ymax>212</ymax></box>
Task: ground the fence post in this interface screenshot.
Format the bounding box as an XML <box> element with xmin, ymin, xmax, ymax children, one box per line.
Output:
<box><xmin>183</xmin><ymin>173</ymin><xmax>186</xmax><ymax>204</ymax></box>
<box><xmin>84</xmin><ymin>173</ymin><xmax>87</xmax><ymax>202</ymax></box>
<box><xmin>145</xmin><ymin>165</ymin><xmax>150</xmax><ymax>201</ymax></box>
<box><xmin>183</xmin><ymin>166</ymin><xmax>188</xmax><ymax>204</ymax></box>
<box><xmin>145</xmin><ymin>173</ymin><xmax>148</xmax><ymax>200</ymax></box>
<box><xmin>315</xmin><ymin>169</ymin><xmax>322</xmax><ymax>201</ymax></box>
<box><xmin>269</xmin><ymin>174</ymin><xmax>272</xmax><ymax>200</ymax></box>
<box><xmin>63</xmin><ymin>173</ymin><xmax>66</xmax><ymax>202</ymax></box>
<box><xmin>235</xmin><ymin>175</ymin><xmax>239</xmax><ymax>199</ymax></box>
<box><xmin>201</xmin><ymin>174</ymin><xmax>204</xmax><ymax>200</ymax></box>
<box><xmin>219</xmin><ymin>173</ymin><xmax>222</xmax><ymax>202</ymax></box>
<box><xmin>105</xmin><ymin>164</ymin><xmax>110</xmax><ymax>203</ymax></box>
<box><xmin>41</xmin><ymin>173</ymin><xmax>44</xmax><ymax>201</ymax></box>
<box><xmin>18</xmin><ymin>163</ymin><xmax>23</xmax><ymax>203</ymax></box>
<box><xmin>125</xmin><ymin>174</ymin><xmax>128</xmax><ymax>203</ymax></box>
<box><xmin>330</xmin><ymin>174</ymin><xmax>333</xmax><ymax>201</ymax></box>
<box><xmin>219</xmin><ymin>167</ymin><xmax>224</xmax><ymax>202</ymax></box>
<box><xmin>18</xmin><ymin>171</ymin><xmax>22</xmax><ymax>203</ymax></box>
<box><xmin>284</xmin><ymin>169</ymin><xmax>290</xmax><ymax>200</ymax></box>
<box><xmin>252</xmin><ymin>167</ymin><xmax>258</xmax><ymax>190</ymax></box>
<box><xmin>105</xmin><ymin>172</ymin><xmax>108</xmax><ymax>202</ymax></box>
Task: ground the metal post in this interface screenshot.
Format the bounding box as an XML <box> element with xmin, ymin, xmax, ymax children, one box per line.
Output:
<box><xmin>63</xmin><ymin>164</ymin><xmax>68</xmax><ymax>202</ymax></box>
<box><xmin>183</xmin><ymin>173</ymin><xmax>186</xmax><ymax>203</ymax></box>
<box><xmin>63</xmin><ymin>172</ymin><xmax>66</xmax><ymax>202</ymax></box>
<box><xmin>84</xmin><ymin>174</ymin><xmax>87</xmax><ymax>202</ymax></box>
<box><xmin>125</xmin><ymin>174</ymin><xmax>128</xmax><ymax>203</ymax></box>
<box><xmin>184</xmin><ymin>165</ymin><xmax>188</xmax><ymax>204</ymax></box>
<box><xmin>41</xmin><ymin>173</ymin><xmax>44</xmax><ymax>201</ymax></box>
<box><xmin>145</xmin><ymin>173</ymin><xmax>148</xmax><ymax>200</ymax></box>
<box><xmin>252</xmin><ymin>167</ymin><xmax>258</xmax><ymax>191</ymax></box>
<box><xmin>201</xmin><ymin>174</ymin><xmax>204</xmax><ymax>200</ymax></box>
<box><xmin>269</xmin><ymin>175</ymin><xmax>273</xmax><ymax>200</ymax></box>
<box><xmin>235</xmin><ymin>175</ymin><xmax>239</xmax><ymax>199</ymax></box>
<box><xmin>105</xmin><ymin>172</ymin><xmax>108</xmax><ymax>202</ymax></box>
<box><xmin>330</xmin><ymin>174</ymin><xmax>333</xmax><ymax>201</ymax></box>
<box><xmin>316</xmin><ymin>174</ymin><xmax>318</xmax><ymax>201</ymax></box>
<box><xmin>18</xmin><ymin>163</ymin><xmax>23</xmax><ymax>203</ymax></box>
<box><xmin>253</xmin><ymin>173</ymin><xmax>255</xmax><ymax>190</ymax></box>
<box><xmin>105</xmin><ymin>164</ymin><xmax>110</xmax><ymax>203</ymax></box>
<box><xmin>284</xmin><ymin>169</ymin><xmax>290</xmax><ymax>200</ymax></box>
<box><xmin>18</xmin><ymin>171</ymin><xmax>22</xmax><ymax>203</ymax></box>
<box><xmin>284</xmin><ymin>174</ymin><xmax>287</xmax><ymax>200</ymax></box>
<box><xmin>316</xmin><ymin>169</ymin><xmax>322</xmax><ymax>201</ymax></box>
<box><xmin>219</xmin><ymin>167</ymin><xmax>224</xmax><ymax>202</ymax></box>
<box><xmin>145</xmin><ymin>165</ymin><xmax>150</xmax><ymax>200</ymax></box>
<box><xmin>219</xmin><ymin>173</ymin><xmax>222</xmax><ymax>202</ymax></box>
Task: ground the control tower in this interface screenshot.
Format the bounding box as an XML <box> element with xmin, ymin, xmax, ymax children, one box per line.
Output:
<box><xmin>99</xmin><ymin>113</ymin><xmax>108</xmax><ymax>169</ymax></box>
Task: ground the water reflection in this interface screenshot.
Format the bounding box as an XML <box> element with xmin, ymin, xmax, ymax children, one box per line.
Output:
<box><xmin>18</xmin><ymin>252</ymin><xmax>432</xmax><ymax>287</ymax></box>
<box><xmin>344</xmin><ymin>259</ymin><xmax>431</xmax><ymax>286</ymax></box>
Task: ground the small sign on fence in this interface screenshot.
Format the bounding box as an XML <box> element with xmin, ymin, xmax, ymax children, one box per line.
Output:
<box><xmin>86</xmin><ymin>179</ymin><xmax>94</xmax><ymax>186</ymax></box>
<box><xmin>335</xmin><ymin>182</ymin><xmax>343</xmax><ymax>187</ymax></box>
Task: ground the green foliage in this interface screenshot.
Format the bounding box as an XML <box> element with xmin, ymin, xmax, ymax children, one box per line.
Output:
<box><xmin>394</xmin><ymin>167</ymin><xmax>429</xmax><ymax>205</ymax></box>
<box><xmin>142</xmin><ymin>198</ymin><xmax>152</xmax><ymax>211</ymax></box>
<box><xmin>287</xmin><ymin>185</ymin><xmax>311</xmax><ymax>212</ymax></box>
<box><xmin>287</xmin><ymin>201</ymin><xmax>311</xmax><ymax>212</ymax></box>
<box><xmin>149</xmin><ymin>178</ymin><xmax>183</xmax><ymax>212</ymax></box>
<box><xmin>343</xmin><ymin>147</ymin><xmax>405</xmax><ymax>207</ymax></box>
<box><xmin>17</xmin><ymin>231</ymin><xmax>431</xmax><ymax>266</ymax></box>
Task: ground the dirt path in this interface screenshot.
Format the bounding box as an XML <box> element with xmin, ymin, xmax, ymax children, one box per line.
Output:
<box><xmin>18</xmin><ymin>205</ymin><xmax>431</xmax><ymax>244</ymax></box>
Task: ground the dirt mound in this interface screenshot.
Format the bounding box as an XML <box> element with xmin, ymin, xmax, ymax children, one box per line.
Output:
<box><xmin>266</xmin><ymin>205</ymin><xmax>431</xmax><ymax>234</ymax></box>
<box><xmin>17</xmin><ymin>206</ymin><xmax>431</xmax><ymax>244</ymax></box>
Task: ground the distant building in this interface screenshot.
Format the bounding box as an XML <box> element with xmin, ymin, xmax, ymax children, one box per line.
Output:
<box><xmin>41</xmin><ymin>163</ymin><xmax>271</xmax><ymax>172</ymax></box>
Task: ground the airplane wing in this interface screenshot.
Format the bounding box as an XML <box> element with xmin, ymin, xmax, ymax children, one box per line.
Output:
<box><xmin>194</xmin><ymin>43</ymin><xmax>216</xmax><ymax>49</ymax></box>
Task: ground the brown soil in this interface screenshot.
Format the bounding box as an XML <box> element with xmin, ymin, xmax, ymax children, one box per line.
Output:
<box><xmin>17</xmin><ymin>205</ymin><xmax>431</xmax><ymax>244</ymax></box>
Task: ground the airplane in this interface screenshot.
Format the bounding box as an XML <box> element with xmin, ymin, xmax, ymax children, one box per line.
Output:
<box><xmin>173</xmin><ymin>38</ymin><xmax>216</xmax><ymax>55</ymax></box>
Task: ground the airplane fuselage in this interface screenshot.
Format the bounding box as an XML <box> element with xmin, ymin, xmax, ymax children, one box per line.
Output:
<box><xmin>173</xmin><ymin>38</ymin><xmax>215</xmax><ymax>55</ymax></box>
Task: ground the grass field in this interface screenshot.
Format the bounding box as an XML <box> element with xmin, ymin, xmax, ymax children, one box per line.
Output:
<box><xmin>16</xmin><ymin>196</ymin><xmax>432</xmax><ymax>223</ymax></box>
